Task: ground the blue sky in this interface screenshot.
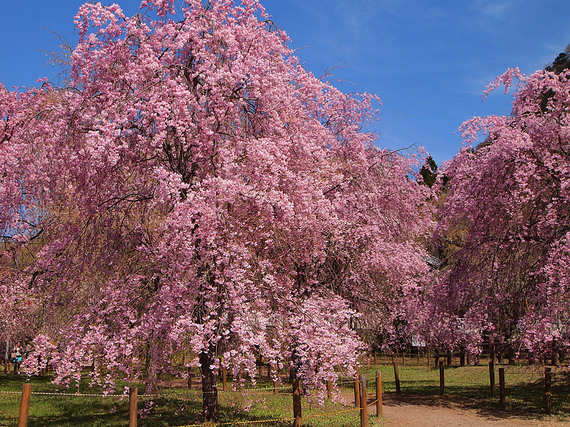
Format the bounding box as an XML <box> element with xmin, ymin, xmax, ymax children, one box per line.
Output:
<box><xmin>1</xmin><ymin>1</ymin><xmax>569</xmax><ymax>164</ymax></box>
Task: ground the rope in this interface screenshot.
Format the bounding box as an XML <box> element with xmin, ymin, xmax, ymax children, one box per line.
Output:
<box><xmin>366</xmin><ymin>398</ymin><xmax>379</xmax><ymax>407</ymax></box>
<box><xmin>161</xmin><ymin>385</ymin><xmax>292</xmax><ymax>397</ymax></box>
<box><xmin>180</xmin><ymin>415</ymin><xmax>297</xmax><ymax>426</ymax></box>
<box><xmin>177</xmin><ymin>400</ymin><xmax>371</xmax><ymax>426</ymax></box>
<box><xmin>219</xmin><ymin>384</ymin><xmax>292</xmax><ymax>392</ymax></box>
<box><xmin>0</xmin><ymin>390</ymin><xmax>156</xmax><ymax>398</ymax></box>
<box><xmin>177</xmin><ymin>408</ymin><xmax>361</xmax><ymax>427</ymax></box>
<box><xmin>0</xmin><ymin>384</ymin><xmax>291</xmax><ymax>399</ymax></box>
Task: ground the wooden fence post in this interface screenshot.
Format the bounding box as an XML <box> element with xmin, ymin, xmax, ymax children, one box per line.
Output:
<box><xmin>359</xmin><ymin>374</ymin><xmax>369</xmax><ymax>427</ymax></box>
<box><xmin>499</xmin><ymin>367</ymin><xmax>505</xmax><ymax>409</ymax></box>
<box><xmin>392</xmin><ymin>362</ymin><xmax>401</xmax><ymax>394</ymax></box>
<box><xmin>354</xmin><ymin>375</ymin><xmax>361</xmax><ymax>408</ymax></box>
<box><xmin>18</xmin><ymin>383</ymin><xmax>31</xmax><ymax>427</ymax></box>
<box><xmin>293</xmin><ymin>378</ymin><xmax>302</xmax><ymax>427</ymax></box>
<box><xmin>489</xmin><ymin>358</ymin><xmax>495</xmax><ymax>395</ymax></box>
<box><xmin>376</xmin><ymin>371</ymin><xmax>383</xmax><ymax>418</ymax></box>
<box><xmin>545</xmin><ymin>367</ymin><xmax>552</xmax><ymax>414</ymax></box>
<box><xmin>439</xmin><ymin>360</ymin><xmax>444</xmax><ymax>396</ymax></box>
<box><xmin>129</xmin><ymin>387</ymin><xmax>138</xmax><ymax>427</ymax></box>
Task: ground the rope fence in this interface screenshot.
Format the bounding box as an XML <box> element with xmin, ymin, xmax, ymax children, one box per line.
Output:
<box><xmin>0</xmin><ymin>383</ymin><xmax>293</xmax><ymax>398</ymax></box>
<box><xmin>3</xmin><ymin>374</ymin><xmax>383</xmax><ymax>427</ymax></box>
<box><xmin>7</xmin><ymin>363</ymin><xmax>558</xmax><ymax>426</ymax></box>
<box><xmin>0</xmin><ymin>390</ymin><xmax>156</xmax><ymax>398</ymax></box>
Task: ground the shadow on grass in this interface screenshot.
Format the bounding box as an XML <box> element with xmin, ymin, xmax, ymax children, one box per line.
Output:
<box><xmin>381</xmin><ymin>376</ymin><xmax>570</xmax><ymax>424</ymax></box>
<box><xmin>0</xmin><ymin>373</ymin><xmax>54</xmax><ymax>390</ymax></box>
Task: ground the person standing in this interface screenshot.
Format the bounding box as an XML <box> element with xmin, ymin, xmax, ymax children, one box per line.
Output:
<box><xmin>11</xmin><ymin>342</ymin><xmax>23</xmax><ymax>374</ymax></box>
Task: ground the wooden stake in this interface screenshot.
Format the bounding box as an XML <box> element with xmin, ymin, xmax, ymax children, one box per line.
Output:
<box><xmin>293</xmin><ymin>378</ymin><xmax>302</xmax><ymax>427</ymax></box>
<box><xmin>18</xmin><ymin>383</ymin><xmax>31</xmax><ymax>427</ymax></box>
<box><xmin>376</xmin><ymin>371</ymin><xmax>383</xmax><ymax>418</ymax></box>
<box><xmin>439</xmin><ymin>360</ymin><xmax>444</xmax><ymax>396</ymax></box>
<box><xmin>545</xmin><ymin>367</ymin><xmax>552</xmax><ymax>414</ymax></box>
<box><xmin>359</xmin><ymin>374</ymin><xmax>369</xmax><ymax>427</ymax></box>
<box><xmin>129</xmin><ymin>387</ymin><xmax>138</xmax><ymax>427</ymax></box>
<box><xmin>354</xmin><ymin>375</ymin><xmax>361</xmax><ymax>407</ymax></box>
<box><xmin>489</xmin><ymin>359</ymin><xmax>495</xmax><ymax>396</ymax></box>
<box><xmin>393</xmin><ymin>362</ymin><xmax>401</xmax><ymax>394</ymax></box>
<box><xmin>499</xmin><ymin>367</ymin><xmax>505</xmax><ymax>409</ymax></box>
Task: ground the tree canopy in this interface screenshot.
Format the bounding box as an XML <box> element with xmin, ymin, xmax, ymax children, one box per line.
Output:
<box><xmin>0</xmin><ymin>0</ymin><xmax>433</xmax><ymax>420</ymax></box>
<box><xmin>419</xmin><ymin>66</ymin><xmax>570</xmax><ymax>361</ymax></box>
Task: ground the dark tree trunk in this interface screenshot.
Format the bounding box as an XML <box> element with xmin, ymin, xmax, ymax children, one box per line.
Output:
<box><xmin>200</xmin><ymin>348</ymin><xmax>219</xmax><ymax>422</ymax></box>
<box><xmin>506</xmin><ymin>347</ymin><xmax>516</xmax><ymax>365</ymax></box>
<box><xmin>459</xmin><ymin>347</ymin><xmax>466</xmax><ymax>367</ymax></box>
<box><xmin>144</xmin><ymin>343</ymin><xmax>159</xmax><ymax>394</ymax></box>
<box><xmin>289</xmin><ymin>363</ymin><xmax>296</xmax><ymax>383</ymax></box>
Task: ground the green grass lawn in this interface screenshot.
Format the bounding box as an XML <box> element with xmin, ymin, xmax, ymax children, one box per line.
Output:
<box><xmin>0</xmin><ymin>372</ymin><xmax>379</xmax><ymax>426</ymax></box>
<box><xmin>0</xmin><ymin>357</ymin><xmax>568</xmax><ymax>426</ymax></box>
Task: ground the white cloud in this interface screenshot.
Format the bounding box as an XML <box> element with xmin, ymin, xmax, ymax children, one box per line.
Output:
<box><xmin>470</xmin><ymin>0</ymin><xmax>512</xmax><ymax>18</ymax></box>
<box><xmin>480</xmin><ymin>1</ymin><xmax>510</xmax><ymax>18</ymax></box>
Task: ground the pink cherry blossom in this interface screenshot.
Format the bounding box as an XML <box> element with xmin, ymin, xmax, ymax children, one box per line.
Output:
<box><xmin>0</xmin><ymin>0</ymin><xmax>433</xmax><ymax>420</ymax></box>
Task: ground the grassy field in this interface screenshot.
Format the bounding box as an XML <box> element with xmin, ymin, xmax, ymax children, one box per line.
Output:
<box><xmin>0</xmin><ymin>372</ymin><xmax>375</xmax><ymax>426</ymax></box>
<box><xmin>1</xmin><ymin>357</ymin><xmax>568</xmax><ymax>426</ymax></box>
<box><xmin>357</xmin><ymin>357</ymin><xmax>570</xmax><ymax>419</ymax></box>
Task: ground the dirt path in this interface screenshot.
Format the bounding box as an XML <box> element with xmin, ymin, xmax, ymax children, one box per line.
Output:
<box><xmin>341</xmin><ymin>392</ymin><xmax>569</xmax><ymax>426</ymax></box>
